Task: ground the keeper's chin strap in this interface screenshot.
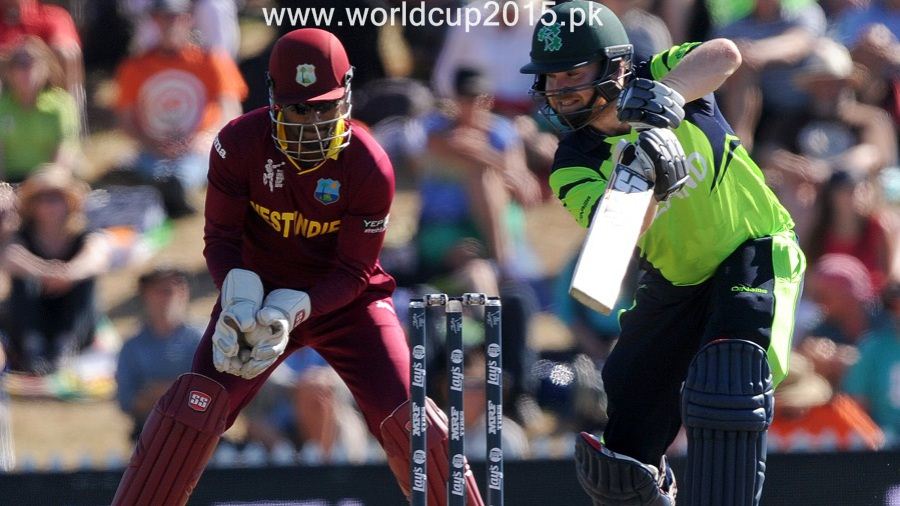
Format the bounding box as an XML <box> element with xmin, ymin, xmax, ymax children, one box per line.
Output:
<box><xmin>275</xmin><ymin>110</ymin><xmax>348</xmax><ymax>175</ymax></box>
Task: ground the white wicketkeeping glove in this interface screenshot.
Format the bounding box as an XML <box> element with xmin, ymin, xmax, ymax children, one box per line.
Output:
<box><xmin>240</xmin><ymin>289</ymin><xmax>311</xmax><ymax>379</ymax></box>
<box><xmin>212</xmin><ymin>269</ymin><xmax>264</xmax><ymax>376</ymax></box>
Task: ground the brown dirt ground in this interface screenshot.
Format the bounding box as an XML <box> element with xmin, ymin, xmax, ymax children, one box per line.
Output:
<box><xmin>9</xmin><ymin>184</ymin><xmax>583</xmax><ymax>469</ymax></box>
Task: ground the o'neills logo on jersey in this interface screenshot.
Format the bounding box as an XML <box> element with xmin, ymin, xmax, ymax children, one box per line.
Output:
<box><xmin>250</xmin><ymin>200</ymin><xmax>341</xmax><ymax>239</ymax></box>
<box><xmin>188</xmin><ymin>390</ymin><xmax>211</xmax><ymax>412</ymax></box>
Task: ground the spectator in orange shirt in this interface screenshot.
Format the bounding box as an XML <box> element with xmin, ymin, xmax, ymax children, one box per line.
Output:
<box><xmin>769</xmin><ymin>352</ymin><xmax>884</xmax><ymax>452</ymax></box>
<box><xmin>114</xmin><ymin>0</ymin><xmax>247</xmax><ymax>216</ymax></box>
<box><xmin>0</xmin><ymin>0</ymin><xmax>84</xmax><ymax>122</ymax></box>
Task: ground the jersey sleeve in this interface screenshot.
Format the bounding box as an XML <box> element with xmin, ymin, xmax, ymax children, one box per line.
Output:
<box><xmin>306</xmin><ymin>151</ymin><xmax>394</xmax><ymax>317</ymax></box>
<box><xmin>203</xmin><ymin>122</ymin><xmax>250</xmax><ymax>289</ymax></box>
<box><xmin>548</xmin><ymin>140</ymin><xmax>611</xmax><ymax>228</ymax></box>
<box><xmin>645</xmin><ymin>42</ymin><xmax>702</xmax><ymax>81</ymax></box>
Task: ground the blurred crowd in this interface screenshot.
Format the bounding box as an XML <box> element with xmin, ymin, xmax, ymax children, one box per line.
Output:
<box><xmin>0</xmin><ymin>0</ymin><xmax>898</xmax><ymax>471</ymax></box>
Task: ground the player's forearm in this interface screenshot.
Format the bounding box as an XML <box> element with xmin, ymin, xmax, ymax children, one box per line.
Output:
<box><xmin>640</xmin><ymin>199</ymin><xmax>658</xmax><ymax>234</ymax></box>
<box><xmin>834</xmin><ymin>143</ymin><xmax>888</xmax><ymax>175</ymax></box>
<box><xmin>853</xmin><ymin>108</ymin><xmax>898</xmax><ymax>168</ymax></box>
<box><xmin>661</xmin><ymin>38</ymin><xmax>742</xmax><ymax>103</ymax></box>
<box><xmin>305</xmin><ymin>211</ymin><xmax>389</xmax><ymax>317</ymax></box>
<box><xmin>204</xmin><ymin>234</ymin><xmax>245</xmax><ymax>290</ymax></box>
<box><xmin>306</xmin><ymin>267</ymin><xmax>370</xmax><ymax>317</ymax></box>
<box><xmin>1</xmin><ymin>243</ymin><xmax>51</xmax><ymax>278</ymax></box>
<box><xmin>749</xmin><ymin>28</ymin><xmax>816</xmax><ymax>67</ymax></box>
<box><xmin>62</xmin><ymin>232</ymin><xmax>111</xmax><ymax>281</ymax></box>
<box><xmin>204</xmin><ymin>179</ymin><xmax>250</xmax><ymax>288</ymax></box>
<box><xmin>469</xmin><ymin>166</ymin><xmax>510</xmax><ymax>265</ymax></box>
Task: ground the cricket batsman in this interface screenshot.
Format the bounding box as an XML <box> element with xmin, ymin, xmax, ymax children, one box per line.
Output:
<box><xmin>111</xmin><ymin>28</ymin><xmax>485</xmax><ymax>506</ymax></box>
<box><xmin>520</xmin><ymin>2</ymin><xmax>806</xmax><ymax>505</ymax></box>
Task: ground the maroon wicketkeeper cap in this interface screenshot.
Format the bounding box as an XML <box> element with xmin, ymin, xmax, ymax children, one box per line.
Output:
<box><xmin>268</xmin><ymin>28</ymin><xmax>352</xmax><ymax>104</ymax></box>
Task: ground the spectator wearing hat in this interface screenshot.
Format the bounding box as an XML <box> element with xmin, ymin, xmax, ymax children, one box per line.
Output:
<box><xmin>431</xmin><ymin>0</ymin><xmax>537</xmax><ymax>115</ymax></box>
<box><xmin>714</xmin><ymin>0</ymin><xmax>827</xmax><ymax>152</ymax></box>
<box><xmin>769</xmin><ymin>351</ymin><xmax>884</xmax><ymax>452</ymax></box>
<box><xmin>760</xmin><ymin>38</ymin><xmax>897</xmax><ymax>242</ymax></box>
<box><xmin>0</xmin><ymin>165</ymin><xmax>111</xmax><ymax>374</ymax></box>
<box><xmin>842</xmin><ymin>281</ymin><xmax>900</xmax><ymax>446</ymax></box>
<box><xmin>115</xmin><ymin>267</ymin><xmax>202</xmax><ymax>441</ymax></box>
<box><xmin>804</xmin><ymin>253</ymin><xmax>887</xmax><ymax>347</ymax></box>
<box><xmin>413</xmin><ymin>67</ymin><xmax>543</xmax><ymax>426</ymax></box>
<box><xmin>114</xmin><ymin>0</ymin><xmax>247</xmax><ymax>216</ymax></box>
<box><xmin>122</xmin><ymin>0</ymin><xmax>240</xmax><ymax>59</ymax></box>
<box><xmin>833</xmin><ymin>1</ymin><xmax>900</xmax><ymax>126</ymax></box>
<box><xmin>0</xmin><ymin>35</ymin><xmax>80</xmax><ymax>182</ymax></box>
<box><xmin>417</xmin><ymin>67</ymin><xmax>541</xmax><ymax>286</ymax></box>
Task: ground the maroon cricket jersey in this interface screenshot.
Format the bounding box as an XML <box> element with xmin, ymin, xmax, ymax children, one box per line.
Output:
<box><xmin>204</xmin><ymin>108</ymin><xmax>396</xmax><ymax>318</ymax></box>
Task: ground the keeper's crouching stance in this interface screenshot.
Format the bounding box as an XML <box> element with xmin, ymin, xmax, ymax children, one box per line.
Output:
<box><xmin>520</xmin><ymin>2</ymin><xmax>806</xmax><ymax>504</ymax></box>
<box><xmin>112</xmin><ymin>28</ymin><xmax>484</xmax><ymax>506</ymax></box>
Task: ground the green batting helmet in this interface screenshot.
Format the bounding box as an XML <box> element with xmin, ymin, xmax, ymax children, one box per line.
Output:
<box><xmin>520</xmin><ymin>1</ymin><xmax>633</xmax><ymax>131</ymax></box>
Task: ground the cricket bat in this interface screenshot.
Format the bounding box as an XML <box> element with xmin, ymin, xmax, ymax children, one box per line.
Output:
<box><xmin>569</xmin><ymin>161</ymin><xmax>654</xmax><ymax>314</ymax></box>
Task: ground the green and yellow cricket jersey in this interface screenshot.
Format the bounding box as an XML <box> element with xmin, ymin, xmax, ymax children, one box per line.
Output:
<box><xmin>550</xmin><ymin>42</ymin><xmax>795</xmax><ymax>286</ymax></box>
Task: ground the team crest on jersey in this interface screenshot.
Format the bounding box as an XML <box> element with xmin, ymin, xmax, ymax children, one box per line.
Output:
<box><xmin>296</xmin><ymin>64</ymin><xmax>316</xmax><ymax>87</ymax></box>
<box><xmin>263</xmin><ymin>159</ymin><xmax>285</xmax><ymax>192</ymax></box>
<box><xmin>314</xmin><ymin>178</ymin><xmax>340</xmax><ymax>205</ymax></box>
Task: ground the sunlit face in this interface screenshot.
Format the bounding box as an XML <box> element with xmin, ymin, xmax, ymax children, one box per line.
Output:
<box><xmin>271</xmin><ymin>97</ymin><xmax>351</xmax><ymax>166</ymax></box>
<box><xmin>280</xmin><ymin>100</ymin><xmax>343</xmax><ymax>139</ymax></box>
<box><xmin>30</xmin><ymin>190</ymin><xmax>69</xmax><ymax>224</ymax></box>
<box><xmin>152</xmin><ymin>12</ymin><xmax>192</xmax><ymax>51</ymax></box>
<box><xmin>142</xmin><ymin>278</ymin><xmax>189</xmax><ymax>324</ymax></box>
<box><xmin>544</xmin><ymin>62</ymin><xmax>602</xmax><ymax>114</ymax></box>
<box><xmin>7</xmin><ymin>51</ymin><xmax>46</xmax><ymax>95</ymax></box>
<box><xmin>811</xmin><ymin>275</ymin><xmax>860</xmax><ymax>316</ymax></box>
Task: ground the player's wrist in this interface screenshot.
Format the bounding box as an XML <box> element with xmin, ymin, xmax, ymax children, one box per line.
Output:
<box><xmin>258</xmin><ymin>289</ymin><xmax>311</xmax><ymax>330</ymax></box>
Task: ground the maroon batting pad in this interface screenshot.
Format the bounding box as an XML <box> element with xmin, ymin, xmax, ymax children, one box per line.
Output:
<box><xmin>380</xmin><ymin>397</ymin><xmax>485</xmax><ymax>506</ymax></box>
<box><xmin>112</xmin><ymin>373</ymin><xmax>230</xmax><ymax>506</ymax></box>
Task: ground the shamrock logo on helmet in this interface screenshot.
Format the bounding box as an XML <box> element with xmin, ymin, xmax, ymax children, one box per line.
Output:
<box><xmin>537</xmin><ymin>23</ymin><xmax>563</xmax><ymax>52</ymax></box>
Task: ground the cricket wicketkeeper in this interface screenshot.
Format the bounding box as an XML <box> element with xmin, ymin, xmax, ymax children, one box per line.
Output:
<box><xmin>111</xmin><ymin>28</ymin><xmax>485</xmax><ymax>506</ymax></box>
<box><xmin>520</xmin><ymin>2</ymin><xmax>806</xmax><ymax>505</ymax></box>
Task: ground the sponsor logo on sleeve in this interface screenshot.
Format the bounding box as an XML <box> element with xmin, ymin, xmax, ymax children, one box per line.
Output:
<box><xmin>188</xmin><ymin>390</ymin><xmax>212</xmax><ymax>412</ymax></box>
<box><xmin>363</xmin><ymin>214</ymin><xmax>389</xmax><ymax>234</ymax></box>
<box><xmin>213</xmin><ymin>136</ymin><xmax>226</xmax><ymax>159</ymax></box>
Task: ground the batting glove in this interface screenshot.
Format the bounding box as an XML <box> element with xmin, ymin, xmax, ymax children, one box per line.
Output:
<box><xmin>611</xmin><ymin>139</ymin><xmax>654</xmax><ymax>194</ymax></box>
<box><xmin>636</xmin><ymin>128</ymin><xmax>689</xmax><ymax>201</ymax></box>
<box><xmin>617</xmin><ymin>78</ymin><xmax>685</xmax><ymax>130</ymax></box>
<box><xmin>240</xmin><ymin>289</ymin><xmax>311</xmax><ymax>379</ymax></box>
<box><xmin>213</xmin><ymin>269</ymin><xmax>264</xmax><ymax>376</ymax></box>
